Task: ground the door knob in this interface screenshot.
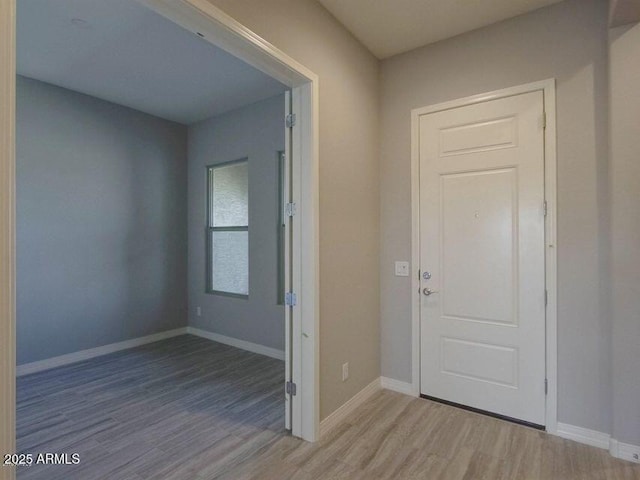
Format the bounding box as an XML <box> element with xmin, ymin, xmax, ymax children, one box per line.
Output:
<box><xmin>423</xmin><ymin>288</ymin><xmax>439</xmax><ymax>296</ymax></box>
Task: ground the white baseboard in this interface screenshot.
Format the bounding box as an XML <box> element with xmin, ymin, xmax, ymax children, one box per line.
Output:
<box><xmin>320</xmin><ymin>377</ymin><xmax>381</xmax><ymax>438</ymax></box>
<box><xmin>381</xmin><ymin>376</ymin><xmax>417</xmax><ymax>396</ymax></box>
<box><xmin>17</xmin><ymin>327</ymin><xmax>188</xmax><ymax>376</ymax></box>
<box><xmin>557</xmin><ymin>422</ymin><xmax>611</xmax><ymax>449</ymax></box>
<box><xmin>186</xmin><ymin>327</ymin><xmax>285</xmax><ymax>361</ymax></box>
<box><xmin>16</xmin><ymin>326</ymin><xmax>284</xmax><ymax>377</ymax></box>
<box><xmin>557</xmin><ymin>422</ymin><xmax>639</xmax><ymax>464</ymax></box>
<box><xmin>610</xmin><ymin>438</ymin><xmax>640</xmax><ymax>464</ymax></box>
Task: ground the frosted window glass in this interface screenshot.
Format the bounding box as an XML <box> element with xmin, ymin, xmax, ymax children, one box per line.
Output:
<box><xmin>211</xmin><ymin>162</ymin><xmax>248</xmax><ymax>227</ymax></box>
<box><xmin>210</xmin><ymin>230</ymin><xmax>248</xmax><ymax>295</ymax></box>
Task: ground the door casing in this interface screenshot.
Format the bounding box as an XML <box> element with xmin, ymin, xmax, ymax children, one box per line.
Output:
<box><xmin>410</xmin><ymin>79</ymin><xmax>558</xmax><ymax>434</ymax></box>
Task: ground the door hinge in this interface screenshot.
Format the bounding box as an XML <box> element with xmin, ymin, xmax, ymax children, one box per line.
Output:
<box><xmin>285</xmin><ymin>292</ymin><xmax>297</xmax><ymax>307</ymax></box>
<box><xmin>542</xmin><ymin>112</ymin><xmax>547</xmax><ymax>130</ymax></box>
<box><xmin>543</xmin><ymin>200</ymin><xmax>548</xmax><ymax>217</ymax></box>
<box><xmin>285</xmin><ymin>202</ymin><xmax>297</xmax><ymax>217</ymax></box>
<box><xmin>544</xmin><ymin>290</ymin><xmax>548</xmax><ymax>306</ymax></box>
<box><xmin>286</xmin><ymin>113</ymin><xmax>296</xmax><ymax>128</ymax></box>
<box><xmin>286</xmin><ymin>381</ymin><xmax>297</xmax><ymax>396</ymax></box>
<box><xmin>544</xmin><ymin>378</ymin><xmax>548</xmax><ymax>395</ymax></box>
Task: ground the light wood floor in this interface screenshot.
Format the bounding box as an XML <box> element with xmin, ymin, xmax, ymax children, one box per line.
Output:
<box><xmin>17</xmin><ymin>335</ymin><xmax>640</xmax><ymax>479</ymax></box>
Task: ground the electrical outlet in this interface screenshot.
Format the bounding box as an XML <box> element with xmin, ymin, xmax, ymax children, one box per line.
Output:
<box><xmin>342</xmin><ymin>362</ymin><xmax>349</xmax><ymax>381</ymax></box>
<box><xmin>196</xmin><ymin>306</ymin><xmax>202</xmax><ymax>317</ymax></box>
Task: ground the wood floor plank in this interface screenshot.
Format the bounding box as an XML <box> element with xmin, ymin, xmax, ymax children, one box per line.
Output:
<box><xmin>16</xmin><ymin>334</ymin><xmax>640</xmax><ymax>479</ymax></box>
<box><xmin>16</xmin><ymin>335</ymin><xmax>285</xmax><ymax>480</ymax></box>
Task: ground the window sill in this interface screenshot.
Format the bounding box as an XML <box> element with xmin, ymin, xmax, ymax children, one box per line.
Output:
<box><xmin>205</xmin><ymin>290</ymin><xmax>249</xmax><ymax>300</ymax></box>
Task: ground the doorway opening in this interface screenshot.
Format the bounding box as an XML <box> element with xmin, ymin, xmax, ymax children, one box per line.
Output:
<box><xmin>0</xmin><ymin>0</ymin><xmax>320</xmax><ymax>475</ymax></box>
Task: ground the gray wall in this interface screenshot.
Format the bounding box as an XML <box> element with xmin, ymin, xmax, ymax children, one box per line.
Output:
<box><xmin>380</xmin><ymin>0</ymin><xmax>612</xmax><ymax>433</ymax></box>
<box><xmin>609</xmin><ymin>22</ymin><xmax>640</xmax><ymax>446</ymax></box>
<box><xmin>188</xmin><ymin>94</ymin><xmax>285</xmax><ymax>351</ymax></box>
<box><xmin>16</xmin><ymin>76</ymin><xmax>188</xmax><ymax>365</ymax></box>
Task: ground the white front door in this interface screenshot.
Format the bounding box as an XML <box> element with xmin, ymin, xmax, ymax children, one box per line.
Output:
<box><xmin>419</xmin><ymin>91</ymin><xmax>546</xmax><ymax>426</ymax></box>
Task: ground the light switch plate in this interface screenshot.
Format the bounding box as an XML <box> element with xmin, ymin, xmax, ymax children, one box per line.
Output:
<box><xmin>395</xmin><ymin>261</ymin><xmax>410</xmax><ymax>277</ymax></box>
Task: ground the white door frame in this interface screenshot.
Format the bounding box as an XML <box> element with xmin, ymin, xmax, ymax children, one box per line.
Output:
<box><xmin>410</xmin><ymin>79</ymin><xmax>558</xmax><ymax>434</ymax></box>
<box><xmin>0</xmin><ymin>0</ymin><xmax>320</xmax><ymax>472</ymax></box>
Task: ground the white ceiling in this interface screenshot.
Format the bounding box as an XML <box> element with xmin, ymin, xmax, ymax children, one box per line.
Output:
<box><xmin>17</xmin><ymin>0</ymin><xmax>287</xmax><ymax>125</ymax></box>
<box><xmin>318</xmin><ymin>0</ymin><xmax>565</xmax><ymax>59</ymax></box>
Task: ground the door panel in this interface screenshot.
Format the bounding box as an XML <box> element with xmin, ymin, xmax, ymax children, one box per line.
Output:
<box><xmin>441</xmin><ymin>337</ymin><xmax>518</xmax><ymax>388</ymax></box>
<box><xmin>284</xmin><ymin>92</ymin><xmax>292</xmax><ymax>431</ymax></box>
<box><xmin>441</xmin><ymin>168</ymin><xmax>517</xmax><ymax>325</ymax></box>
<box><xmin>419</xmin><ymin>91</ymin><xmax>546</xmax><ymax>425</ymax></box>
<box><xmin>439</xmin><ymin>116</ymin><xmax>517</xmax><ymax>157</ymax></box>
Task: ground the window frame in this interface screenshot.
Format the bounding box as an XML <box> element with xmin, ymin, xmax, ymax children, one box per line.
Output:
<box><xmin>205</xmin><ymin>158</ymin><xmax>249</xmax><ymax>299</ymax></box>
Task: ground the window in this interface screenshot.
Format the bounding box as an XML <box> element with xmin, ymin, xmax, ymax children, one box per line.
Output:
<box><xmin>206</xmin><ymin>159</ymin><xmax>249</xmax><ymax>297</ymax></box>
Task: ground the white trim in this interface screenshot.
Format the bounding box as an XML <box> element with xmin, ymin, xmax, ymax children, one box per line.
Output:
<box><xmin>139</xmin><ymin>0</ymin><xmax>316</xmax><ymax>87</ymax></box>
<box><xmin>410</xmin><ymin>79</ymin><xmax>558</xmax><ymax>431</ymax></box>
<box><xmin>614</xmin><ymin>440</ymin><xmax>640</xmax><ymax>464</ymax></box>
<box><xmin>557</xmin><ymin>422</ymin><xmax>611</xmax><ymax>449</ymax></box>
<box><xmin>16</xmin><ymin>328</ymin><xmax>188</xmax><ymax>377</ymax></box>
<box><xmin>610</xmin><ymin>438</ymin><xmax>620</xmax><ymax>458</ymax></box>
<box><xmin>381</xmin><ymin>376</ymin><xmax>415</xmax><ymax>396</ymax></box>
<box><xmin>411</xmin><ymin>80</ymin><xmax>556</xmax><ymax>116</ymax></box>
<box><xmin>319</xmin><ymin>378</ymin><xmax>381</xmax><ymax>438</ymax></box>
<box><xmin>410</xmin><ymin>92</ymin><xmax>422</xmax><ymax>399</ymax></box>
<box><xmin>187</xmin><ymin>327</ymin><xmax>285</xmax><ymax>361</ymax></box>
<box><xmin>294</xmin><ymin>80</ymin><xmax>320</xmax><ymax>442</ymax></box>
<box><xmin>283</xmin><ymin>91</ymin><xmax>293</xmax><ymax>432</ymax></box>
<box><xmin>542</xmin><ymin>80</ymin><xmax>559</xmax><ymax>435</ymax></box>
<box><xmin>557</xmin><ymin>423</ymin><xmax>640</xmax><ymax>464</ymax></box>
